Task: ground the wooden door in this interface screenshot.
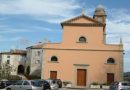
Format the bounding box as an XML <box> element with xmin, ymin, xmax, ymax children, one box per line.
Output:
<box><xmin>50</xmin><ymin>71</ymin><xmax>57</xmax><ymax>79</ymax></box>
<box><xmin>77</xmin><ymin>69</ymin><xmax>86</xmax><ymax>86</ymax></box>
<box><xmin>107</xmin><ymin>73</ymin><xmax>114</xmax><ymax>84</ymax></box>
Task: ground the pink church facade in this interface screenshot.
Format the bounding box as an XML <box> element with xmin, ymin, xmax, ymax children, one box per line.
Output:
<box><xmin>41</xmin><ymin>6</ymin><xmax>124</xmax><ymax>87</ymax></box>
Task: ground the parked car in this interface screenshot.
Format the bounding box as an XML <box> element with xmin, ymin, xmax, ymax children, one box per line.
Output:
<box><xmin>0</xmin><ymin>80</ymin><xmax>15</xmax><ymax>89</ymax></box>
<box><xmin>109</xmin><ymin>81</ymin><xmax>130</xmax><ymax>90</ymax></box>
<box><xmin>36</xmin><ymin>80</ymin><xmax>51</xmax><ymax>90</ymax></box>
<box><xmin>53</xmin><ymin>79</ymin><xmax>62</xmax><ymax>88</ymax></box>
<box><xmin>46</xmin><ymin>79</ymin><xmax>59</xmax><ymax>90</ymax></box>
<box><xmin>6</xmin><ymin>80</ymin><xmax>43</xmax><ymax>90</ymax></box>
<box><xmin>0</xmin><ymin>81</ymin><xmax>6</xmax><ymax>89</ymax></box>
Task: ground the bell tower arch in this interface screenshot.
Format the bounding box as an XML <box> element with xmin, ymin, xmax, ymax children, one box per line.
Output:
<box><xmin>93</xmin><ymin>5</ymin><xmax>107</xmax><ymax>24</ymax></box>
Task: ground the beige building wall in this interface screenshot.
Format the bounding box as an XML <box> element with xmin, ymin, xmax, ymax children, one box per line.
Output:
<box><xmin>42</xmin><ymin>48</ymin><xmax>123</xmax><ymax>86</ymax></box>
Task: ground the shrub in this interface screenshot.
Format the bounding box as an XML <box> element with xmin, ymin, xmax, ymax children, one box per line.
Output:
<box><xmin>91</xmin><ymin>82</ymin><xmax>99</xmax><ymax>85</ymax></box>
<box><xmin>102</xmin><ymin>82</ymin><xmax>111</xmax><ymax>85</ymax></box>
<box><xmin>24</xmin><ymin>75</ymin><xmax>41</xmax><ymax>80</ymax></box>
<box><xmin>0</xmin><ymin>75</ymin><xmax>22</xmax><ymax>80</ymax></box>
<box><xmin>63</xmin><ymin>81</ymin><xmax>72</xmax><ymax>86</ymax></box>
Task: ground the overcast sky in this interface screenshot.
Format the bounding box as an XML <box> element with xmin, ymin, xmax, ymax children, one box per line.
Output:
<box><xmin>0</xmin><ymin>0</ymin><xmax>130</xmax><ymax>72</ymax></box>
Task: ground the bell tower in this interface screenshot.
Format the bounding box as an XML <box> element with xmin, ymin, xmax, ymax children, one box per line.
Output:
<box><xmin>93</xmin><ymin>5</ymin><xmax>107</xmax><ymax>43</ymax></box>
<box><xmin>93</xmin><ymin>5</ymin><xmax>107</xmax><ymax>24</ymax></box>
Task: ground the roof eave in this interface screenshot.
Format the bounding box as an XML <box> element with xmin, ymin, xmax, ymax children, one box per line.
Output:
<box><xmin>60</xmin><ymin>14</ymin><xmax>105</xmax><ymax>28</ymax></box>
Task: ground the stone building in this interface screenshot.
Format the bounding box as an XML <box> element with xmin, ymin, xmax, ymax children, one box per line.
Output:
<box><xmin>0</xmin><ymin>49</ymin><xmax>26</xmax><ymax>75</ymax></box>
<box><xmin>26</xmin><ymin>43</ymin><xmax>43</xmax><ymax>77</ymax></box>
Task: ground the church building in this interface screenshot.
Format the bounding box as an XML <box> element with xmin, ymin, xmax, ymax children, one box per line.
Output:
<box><xmin>41</xmin><ymin>5</ymin><xmax>124</xmax><ymax>87</ymax></box>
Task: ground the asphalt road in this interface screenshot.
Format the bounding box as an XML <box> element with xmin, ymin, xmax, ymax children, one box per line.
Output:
<box><xmin>59</xmin><ymin>88</ymin><xmax>108</xmax><ymax>90</ymax></box>
<box><xmin>1</xmin><ymin>88</ymin><xmax>108</xmax><ymax>90</ymax></box>
<box><xmin>0</xmin><ymin>88</ymin><xmax>107</xmax><ymax>90</ymax></box>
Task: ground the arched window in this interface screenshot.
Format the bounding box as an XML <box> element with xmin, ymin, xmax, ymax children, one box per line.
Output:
<box><xmin>37</xmin><ymin>51</ymin><xmax>40</xmax><ymax>56</ymax></box>
<box><xmin>51</xmin><ymin>56</ymin><xmax>58</xmax><ymax>62</ymax></box>
<box><xmin>79</xmin><ymin>36</ymin><xmax>86</xmax><ymax>43</ymax></box>
<box><xmin>107</xmin><ymin>58</ymin><xmax>115</xmax><ymax>64</ymax></box>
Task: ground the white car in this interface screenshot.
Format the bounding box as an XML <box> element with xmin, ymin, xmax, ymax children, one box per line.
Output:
<box><xmin>46</xmin><ymin>79</ymin><xmax>59</xmax><ymax>90</ymax></box>
<box><xmin>6</xmin><ymin>80</ymin><xmax>43</xmax><ymax>90</ymax></box>
<box><xmin>110</xmin><ymin>81</ymin><xmax>130</xmax><ymax>90</ymax></box>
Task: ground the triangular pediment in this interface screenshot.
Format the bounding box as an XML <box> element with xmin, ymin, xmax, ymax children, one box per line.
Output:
<box><xmin>71</xmin><ymin>17</ymin><xmax>94</xmax><ymax>23</ymax></box>
<box><xmin>61</xmin><ymin>15</ymin><xmax>102</xmax><ymax>24</ymax></box>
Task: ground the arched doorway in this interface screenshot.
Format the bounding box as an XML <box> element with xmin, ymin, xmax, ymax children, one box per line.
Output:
<box><xmin>17</xmin><ymin>65</ymin><xmax>25</xmax><ymax>74</ymax></box>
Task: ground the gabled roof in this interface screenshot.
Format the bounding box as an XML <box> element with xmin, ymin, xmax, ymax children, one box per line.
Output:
<box><xmin>27</xmin><ymin>43</ymin><xmax>44</xmax><ymax>49</ymax></box>
<box><xmin>61</xmin><ymin>14</ymin><xmax>104</xmax><ymax>27</ymax></box>
<box><xmin>0</xmin><ymin>49</ymin><xmax>26</xmax><ymax>55</ymax></box>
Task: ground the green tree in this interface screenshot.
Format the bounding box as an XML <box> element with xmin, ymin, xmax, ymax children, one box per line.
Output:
<box><xmin>0</xmin><ymin>63</ymin><xmax>13</xmax><ymax>80</ymax></box>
